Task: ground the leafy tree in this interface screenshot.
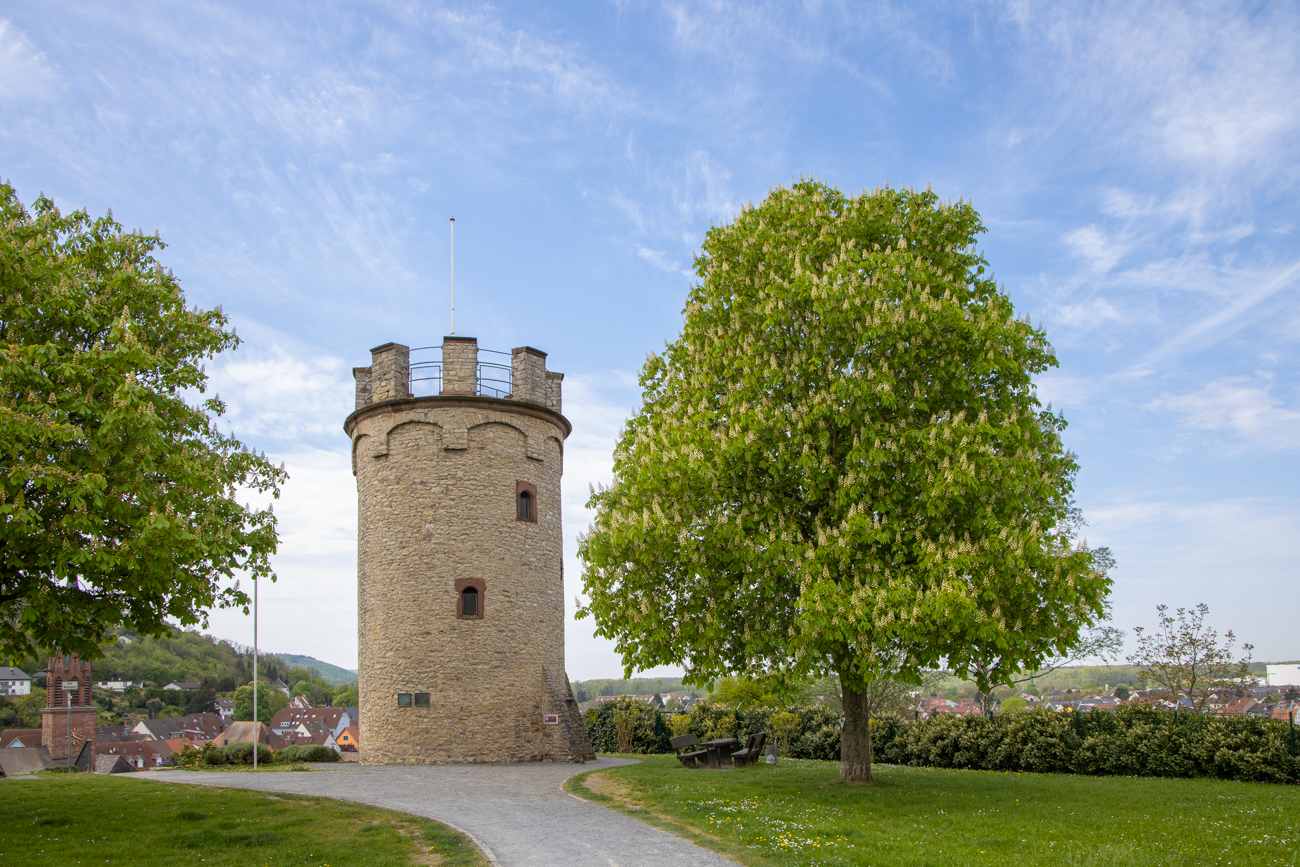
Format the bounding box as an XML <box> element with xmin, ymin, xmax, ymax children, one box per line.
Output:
<box><xmin>144</xmin><ymin>697</ymin><xmax>163</xmax><ymax>718</ymax></box>
<box><xmin>0</xmin><ymin>692</ymin><xmax>42</xmax><ymax>728</ymax></box>
<box><xmin>711</xmin><ymin>675</ymin><xmax>787</xmax><ymax>708</ymax></box>
<box><xmin>0</xmin><ymin>184</ymin><xmax>285</xmax><ymax>662</ymax></box>
<box><xmin>186</xmin><ymin>678</ymin><xmax>217</xmax><ymax>715</ymax></box>
<box><xmin>233</xmin><ymin>682</ymin><xmax>287</xmax><ymax>725</ymax></box>
<box><xmin>1129</xmin><ymin>604</ymin><xmax>1254</xmax><ymax>712</ymax></box>
<box><xmin>330</xmin><ymin>681</ymin><xmax>358</xmax><ymax>708</ymax></box>
<box><xmin>1114</xmin><ymin>684</ymin><xmax>1130</xmax><ymax>700</ymax></box>
<box><xmin>290</xmin><ymin>676</ymin><xmax>334</xmax><ymax>707</ymax></box>
<box><xmin>1285</xmin><ymin>686</ymin><xmax>1299</xmax><ymax>704</ymax></box>
<box><xmin>577</xmin><ymin>180</ymin><xmax>1112</xmax><ymax>783</ymax></box>
<box><xmin>967</xmin><ymin>621</ymin><xmax>1124</xmax><ymax>715</ymax></box>
<box><xmin>998</xmin><ymin>696</ymin><xmax>1029</xmax><ymax>714</ymax></box>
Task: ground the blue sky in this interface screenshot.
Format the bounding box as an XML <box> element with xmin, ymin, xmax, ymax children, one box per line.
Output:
<box><xmin>2</xmin><ymin>2</ymin><xmax>1296</xmax><ymax>678</ymax></box>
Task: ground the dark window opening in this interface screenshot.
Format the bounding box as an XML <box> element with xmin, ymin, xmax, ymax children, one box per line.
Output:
<box><xmin>516</xmin><ymin>481</ymin><xmax>538</xmax><ymax>523</ymax></box>
<box><xmin>397</xmin><ymin>693</ymin><xmax>412</xmax><ymax>707</ymax></box>
<box><xmin>461</xmin><ymin>587</ymin><xmax>479</xmax><ymax>617</ymax></box>
<box><xmin>414</xmin><ymin>693</ymin><xmax>430</xmax><ymax>707</ymax></box>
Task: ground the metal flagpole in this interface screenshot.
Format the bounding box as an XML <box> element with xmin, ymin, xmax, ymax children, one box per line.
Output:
<box><xmin>253</xmin><ymin>577</ymin><xmax>258</xmax><ymax>771</ymax></box>
<box><xmin>450</xmin><ymin>217</ymin><xmax>456</xmax><ymax>335</ymax></box>
<box><xmin>66</xmin><ymin>689</ymin><xmax>72</xmax><ymax>771</ymax></box>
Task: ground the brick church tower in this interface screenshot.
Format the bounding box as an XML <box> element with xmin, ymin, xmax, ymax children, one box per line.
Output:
<box><xmin>345</xmin><ymin>337</ymin><xmax>594</xmax><ymax>764</ymax></box>
<box><xmin>41</xmin><ymin>652</ymin><xmax>96</xmax><ymax>761</ymax></box>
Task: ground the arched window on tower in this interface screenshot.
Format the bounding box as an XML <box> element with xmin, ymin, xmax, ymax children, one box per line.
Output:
<box><xmin>517</xmin><ymin>481</ymin><xmax>538</xmax><ymax>523</ymax></box>
<box><xmin>455</xmin><ymin>578</ymin><xmax>485</xmax><ymax>620</ymax></box>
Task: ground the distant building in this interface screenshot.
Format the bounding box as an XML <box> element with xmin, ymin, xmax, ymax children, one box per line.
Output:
<box><xmin>1266</xmin><ymin>664</ymin><xmax>1300</xmax><ymax>687</ymax></box>
<box><xmin>0</xmin><ymin>667</ymin><xmax>31</xmax><ymax>696</ymax></box>
<box><xmin>1</xmin><ymin>728</ymin><xmax>41</xmax><ymax>749</ymax></box>
<box><xmin>269</xmin><ymin>707</ymin><xmax>354</xmax><ymax>739</ymax></box>
<box><xmin>215</xmin><ymin>721</ymin><xmax>286</xmax><ymax>750</ymax></box>
<box><xmin>215</xmin><ymin>697</ymin><xmax>234</xmax><ymax>722</ymax></box>
<box><xmin>41</xmin><ymin>652</ymin><xmax>97</xmax><ymax>761</ymax></box>
<box><xmin>96</xmin><ymin>679</ymin><xmax>144</xmax><ymax>691</ymax></box>
<box><xmin>162</xmin><ymin>681</ymin><xmax>203</xmax><ymax>691</ymax></box>
<box><xmin>130</xmin><ymin>713</ymin><xmax>224</xmax><ymax>742</ymax></box>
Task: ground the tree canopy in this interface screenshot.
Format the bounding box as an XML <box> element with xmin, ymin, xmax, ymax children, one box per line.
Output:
<box><xmin>577</xmin><ymin>180</ymin><xmax>1113</xmax><ymax>782</ymax></box>
<box><xmin>0</xmin><ymin>183</ymin><xmax>285</xmax><ymax>662</ymax></box>
<box><xmin>1130</xmin><ymin>603</ymin><xmax>1254</xmax><ymax>711</ymax></box>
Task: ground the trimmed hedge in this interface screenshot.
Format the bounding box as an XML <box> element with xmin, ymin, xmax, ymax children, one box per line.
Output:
<box><xmin>867</xmin><ymin>707</ymin><xmax>1298</xmax><ymax>784</ymax></box>
<box><xmin>275</xmin><ymin>745</ymin><xmax>341</xmax><ymax>763</ymax></box>
<box><xmin>584</xmin><ymin>700</ymin><xmax>1299</xmax><ymax>784</ymax></box>
<box><xmin>582</xmin><ymin>698</ymin><xmax>840</xmax><ymax>758</ymax></box>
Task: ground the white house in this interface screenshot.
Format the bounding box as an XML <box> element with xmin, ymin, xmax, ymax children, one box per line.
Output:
<box><xmin>0</xmin><ymin>667</ymin><xmax>31</xmax><ymax>696</ymax></box>
<box><xmin>1266</xmin><ymin>664</ymin><xmax>1300</xmax><ymax>687</ymax></box>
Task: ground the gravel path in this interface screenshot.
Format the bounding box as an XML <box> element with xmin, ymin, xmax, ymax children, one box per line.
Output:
<box><xmin>129</xmin><ymin>759</ymin><xmax>736</xmax><ymax>866</ymax></box>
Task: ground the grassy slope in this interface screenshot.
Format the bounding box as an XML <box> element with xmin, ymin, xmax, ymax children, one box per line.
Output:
<box><xmin>0</xmin><ymin>774</ymin><xmax>486</xmax><ymax>867</ymax></box>
<box><xmin>568</xmin><ymin>755</ymin><xmax>1300</xmax><ymax>867</ymax></box>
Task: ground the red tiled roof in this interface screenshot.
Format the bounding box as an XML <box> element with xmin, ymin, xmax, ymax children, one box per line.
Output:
<box><xmin>0</xmin><ymin>728</ymin><xmax>41</xmax><ymax>749</ymax></box>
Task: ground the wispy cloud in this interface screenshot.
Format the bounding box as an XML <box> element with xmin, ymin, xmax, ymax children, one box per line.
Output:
<box><xmin>207</xmin><ymin>336</ymin><xmax>354</xmax><ymax>451</ymax></box>
<box><xmin>1147</xmin><ymin>378</ymin><xmax>1300</xmax><ymax>450</ymax></box>
<box><xmin>0</xmin><ymin>20</ymin><xmax>57</xmax><ymax>102</ymax></box>
<box><xmin>1084</xmin><ymin>495</ymin><xmax>1300</xmax><ymax>660</ymax></box>
<box><xmin>636</xmin><ymin>244</ymin><xmax>691</xmax><ymax>277</ymax></box>
<box><xmin>1063</xmin><ymin>225</ymin><xmax>1127</xmax><ymax>274</ymax></box>
<box><xmin>1132</xmin><ymin>260</ymin><xmax>1300</xmax><ymax>369</ymax></box>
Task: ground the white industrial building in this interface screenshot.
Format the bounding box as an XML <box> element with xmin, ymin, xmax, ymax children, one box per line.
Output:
<box><xmin>1265</xmin><ymin>664</ymin><xmax>1300</xmax><ymax>687</ymax></box>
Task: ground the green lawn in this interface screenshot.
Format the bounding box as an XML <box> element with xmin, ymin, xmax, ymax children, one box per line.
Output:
<box><xmin>0</xmin><ymin>774</ymin><xmax>487</xmax><ymax>866</ymax></box>
<box><xmin>568</xmin><ymin>755</ymin><xmax>1300</xmax><ymax>867</ymax></box>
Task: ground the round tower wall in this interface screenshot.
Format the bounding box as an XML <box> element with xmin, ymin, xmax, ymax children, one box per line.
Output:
<box><xmin>348</xmin><ymin>395</ymin><xmax>577</xmax><ymax>763</ymax></box>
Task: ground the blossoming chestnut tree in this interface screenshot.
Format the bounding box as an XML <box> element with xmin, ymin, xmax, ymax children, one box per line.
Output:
<box><xmin>577</xmin><ymin>180</ymin><xmax>1113</xmax><ymax>783</ymax></box>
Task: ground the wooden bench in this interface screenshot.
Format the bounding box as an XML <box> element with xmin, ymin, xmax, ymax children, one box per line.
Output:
<box><xmin>730</xmin><ymin>731</ymin><xmax>767</xmax><ymax>768</ymax></box>
<box><xmin>670</xmin><ymin>734</ymin><xmax>708</xmax><ymax>769</ymax></box>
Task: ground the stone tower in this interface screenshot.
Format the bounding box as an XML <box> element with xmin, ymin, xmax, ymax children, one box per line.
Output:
<box><xmin>345</xmin><ymin>336</ymin><xmax>594</xmax><ymax>764</ymax></box>
<box><xmin>41</xmin><ymin>652</ymin><xmax>96</xmax><ymax>761</ymax></box>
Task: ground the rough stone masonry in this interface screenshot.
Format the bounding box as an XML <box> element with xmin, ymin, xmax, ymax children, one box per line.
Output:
<box><xmin>345</xmin><ymin>336</ymin><xmax>594</xmax><ymax>763</ymax></box>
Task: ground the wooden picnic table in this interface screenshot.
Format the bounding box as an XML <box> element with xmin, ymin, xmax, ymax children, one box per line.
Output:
<box><xmin>701</xmin><ymin>738</ymin><xmax>737</xmax><ymax>770</ymax></box>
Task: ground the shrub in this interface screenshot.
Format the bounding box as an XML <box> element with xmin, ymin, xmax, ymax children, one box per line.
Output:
<box><xmin>275</xmin><ymin>745</ymin><xmax>340</xmax><ymax>763</ymax></box>
<box><xmin>172</xmin><ymin>743</ymin><xmax>202</xmax><ymax>767</ymax></box>
<box><xmin>583</xmin><ymin>697</ymin><xmax>845</xmax><ymax>758</ymax></box>
<box><xmin>871</xmin><ymin>706</ymin><xmax>1300</xmax><ymax>784</ymax></box>
<box><xmin>769</xmin><ymin>712</ymin><xmax>801</xmax><ymax>756</ymax></box>
<box><xmin>205</xmin><ymin>742</ymin><xmax>274</xmax><ymax>766</ymax></box>
<box><xmin>583</xmin><ymin>697</ymin><xmax>670</xmax><ymax>754</ymax></box>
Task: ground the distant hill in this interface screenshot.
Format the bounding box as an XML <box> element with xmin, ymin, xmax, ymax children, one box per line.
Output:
<box><xmin>272</xmin><ymin>654</ymin><xmax>357</xmax><ymax>686</ymax></box>
<box><xmin>16</xmin><ymin>630</ymin><xmax>357</xmax><ymax>692</ymax></box>
<box><xmin>571</xmin><ymin>677</ymin><xmax>703</xmax><ymax>703</ymax></box>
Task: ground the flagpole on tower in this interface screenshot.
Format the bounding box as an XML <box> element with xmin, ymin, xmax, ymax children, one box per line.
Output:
<box><xmin>450</xmin><ymin>217</ymin><xmax>456</xmax><ymax>335</ymax></box>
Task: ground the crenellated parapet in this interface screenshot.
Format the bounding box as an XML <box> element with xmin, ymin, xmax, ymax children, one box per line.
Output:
<box><xmin>353</xmin><ymin>336</ymin><xmax>562</xmax><ymax>412</ymax></box>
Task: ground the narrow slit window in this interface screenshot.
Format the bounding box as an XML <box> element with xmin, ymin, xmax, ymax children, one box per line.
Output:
<box><xmin>461</xmin><ymin>586</ymin><xmax>479</xmax><ymax>617</ymax></box>
<box><xmin>397</xmin><ymin>693</ymin><xmax>412</xmax><ymax>707</ymax></box>
<box><xmin>414</xmin><ymin>693</ymin><xmax>430</xmax><ymax>707</ymax></box>
<box><xmin>516</xmin><ymin>481</ymin><xmax>538</xmax><ymax>523</ymax></box>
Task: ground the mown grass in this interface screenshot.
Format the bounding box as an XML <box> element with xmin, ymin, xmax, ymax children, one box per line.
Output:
<box><xmin>0</xmin><ymin>774</ymin><xmax>487</xmax><ymax>866</ymax></box>
<box><xmin>568</xmin><ymin>755</ymin><xmax>1300</xmax><ymax>866</ymax></box>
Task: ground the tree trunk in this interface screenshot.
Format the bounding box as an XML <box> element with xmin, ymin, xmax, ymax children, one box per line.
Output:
<box><xmin>839</xmin><ymin>680</ymin><xmax>873</xmax><ymax>784</ymax></box>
